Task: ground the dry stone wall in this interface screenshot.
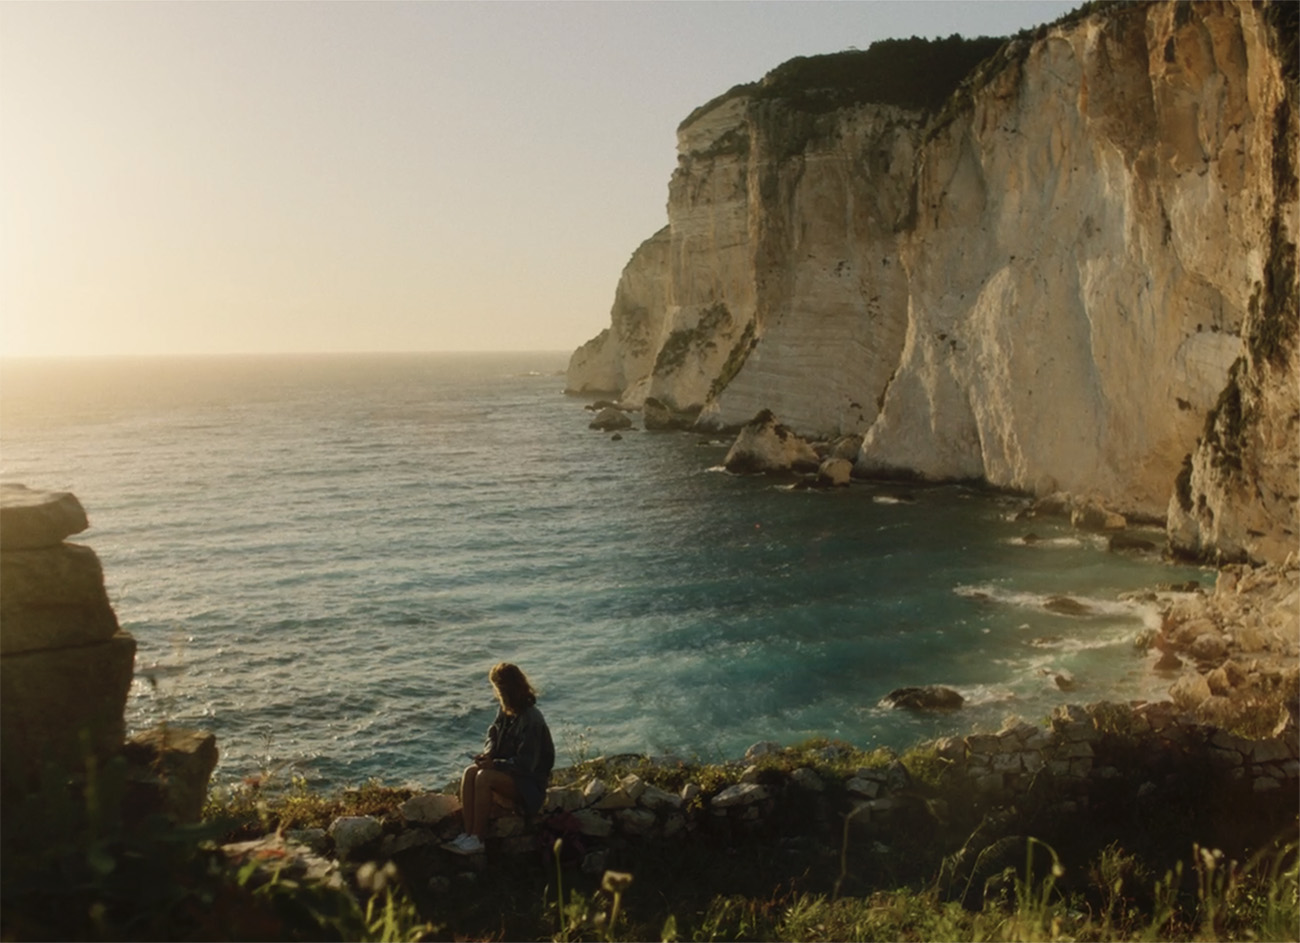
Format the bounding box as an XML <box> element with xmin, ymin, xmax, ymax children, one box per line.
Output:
<box><xmin>238</xmin><ymin>700</ymin><xmax>1298</xmax><ymax>893</ymax></box>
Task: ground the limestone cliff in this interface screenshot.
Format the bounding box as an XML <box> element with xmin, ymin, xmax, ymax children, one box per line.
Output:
<box><xmin>568</xmin><ymin>1</ymin><xmax>1298</xmax><ymax>561</ymax></box>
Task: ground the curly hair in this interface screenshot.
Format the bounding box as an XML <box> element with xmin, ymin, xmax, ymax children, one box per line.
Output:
<box><xmin>489</xmin><ymin>662</ymin><xmax>537</xmax><ymax>715</ymax></box>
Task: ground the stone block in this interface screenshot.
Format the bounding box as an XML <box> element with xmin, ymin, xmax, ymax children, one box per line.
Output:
<box><xmin>401</xmin><ymin>792</ymin><xmax>462</xmax><ymax>825</ymax></box>
<box><xmin>595</xmin><ymin>787</ymin><xmax>636</xmax><ymax>811</ymax></box>
<box><xmin>0</xmin><ymin>485</ymin><xmax>88</xmax><ymax>550</ymax></box>
<box><xmin>1251</xmin><ymin>739</ymin><xmax>1291</xmax><ymax>764</ymax></box>
<box><xmin>492</xmin><ymin>814</ymin><xmax>526</xmax><ymax>838</ymax></box>
<box><xmin>790</xmin><ymin>767</ymin><xmax>824</xmax><ymax>791</ymax></box>
<box><xmin>991</xmin><ymin>753</ymin><xmax>1023</xmax><ymax>773</ymax></box>
<box><xmin>383</xmin><ymin>829</ymin><xmax>436</xmax><ymax>856</ymax></box>
<box><xmin>1</xmin><ymin>631</ymin><xmax>135</xmax><ymax>796</ymax></box>
<box><xmin>933</xmin><ymin>736</ymin><xmax>966</xmax><ymax>761</ymax></box>
<box><xmin>846</xmin><ymin>776</ymin><xmax>880</xmax><ymax>798</ymax></box>
<box><xmin>329</xmin><ymin>816</ymin><xmax>382</xmax><ymax>861</ymax></box>
<box><xmin>619</xmin><ymin>774</ymin><xmax>647</xmax><ymax>801</ymax></box>
<box><xmin>739</xmin><ymin>764</ymin><xmax>763</xmax><ymax>784</ymax></box>
<box><xmin>616</xmin><ymin>808</ymin><xmax>656</xmax><ymax>835</ymax></box>
<box><xmin>572</xmin><ymin>809</ymin><xmax>613</xmax><ymax>838</ymax></box>
<box><xmin>582</xmin><ymin>778</ymin><xmax>607</xmax><ymax>804</ymax></box>
<box><xmin>711</xmin><ymin>783</ymin><xmax>768</xmax><ymax>809</ymax></box>
<box><xmin>966</xmin><ymin>734</ymin><xmax>1003</xmax><ymax>755</ymax></box>
<box><xmin>1252</xmin><ymin>776</ymin><xmax>1282</xmax><ymax>793</ymax></box>
<box><xmin>543</xmin><ymin>785</ymin><xmax>585</xmax><ymax>813</ymax></box>
<box><xmin>122</xmin><ymin>725</ymin><xmax>218</xmax><ymax>824</ymax></box>
<box><xmin>639</xmin><ymin>784</ymin><xmax>682</xmax><ymax>810</ymax></box>
<box><xmin>680</xmin><ymin>782</ymin><xmax>702</xmax><ymax>803</ymax></box>
<box><xmin>1</xmin><ymin>545</ymin><xmax>119</xmax><ymax>655</ymax></box>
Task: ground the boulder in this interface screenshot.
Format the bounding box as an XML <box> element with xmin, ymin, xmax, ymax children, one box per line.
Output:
<box><xmin>723</xmin><ymin>410</ymin><xmax>820</xmax><ymax>475</ymax></box>
<box><xmin>816</xmin><ymin>458</ymin><xmax>853</xmax><ymax>487</ymax></box>
<box><xmin>0</xmin><ymin>484</ymin><xmax>89</xmax><ymax>550</ymax></box>
<box><xmin>401</xmin><ymin>791</ymin><xmax>462</xmax><ymax>825</ymax></box>
<box><xmin>1071</xmin><ymin>500</ymin><xmax>1127</xmax><ymax>532</ymax></box>
<box><xmin>883</xmin><ymin>685</ymin><xmax>964</xmax><ymax>712</ymax></box>
<box><xmin>589</xmin><ymin>407</ymin><xmax>632</xmax><ymax>431</ymax></box>
<box><xmin>329</xmin><ymin>815</ymin><xmax>383</xmax><ymax>861</ymax></box>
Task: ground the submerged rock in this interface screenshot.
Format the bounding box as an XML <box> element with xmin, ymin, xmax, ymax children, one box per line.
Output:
<box><xmin>1044</xmin><ymin>595</ymin><xmax>1093</xmax><ymax>616</ymax></box>
<box><xmin>883</xmin><ymin>685</ymin><xmax>964</xmax><ymax>712</ymax></box>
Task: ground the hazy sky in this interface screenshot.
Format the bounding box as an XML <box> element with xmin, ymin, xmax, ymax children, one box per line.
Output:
<box><xmin>1</xmin><ymin>1</ymin><xmax>1077</xmax><ymax>358</ymax></box>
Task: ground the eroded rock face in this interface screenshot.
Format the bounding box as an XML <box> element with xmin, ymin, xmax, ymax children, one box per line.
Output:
<box><xmin>0</xmin><ymin>483</ymin><xmax>89</xmax><ymax>549</ymax></box>
<box><xmin>0</xmin><ymin>486</ymin><xmax>135</xmax><ymax>798</ymax></box>
<box><xmin>569</xmin><ymin>1</ymin><xmax>1298</xmax><ymax>559</ymax></box>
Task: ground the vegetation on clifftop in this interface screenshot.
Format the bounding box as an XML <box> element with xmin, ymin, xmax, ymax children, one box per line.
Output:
<box><xmin>681</xmin><ymin>35</ymin><xmax>1007</xmax><ymax>130</ymax></box>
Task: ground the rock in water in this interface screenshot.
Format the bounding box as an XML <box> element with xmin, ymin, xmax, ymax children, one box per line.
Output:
<box><xmin>817</xmin><ymin>458</ymin><xmax>853</xmax><ymax>487</ymax></box>
<box><xmin>883</xmin><ymin>685</ymin><xmax>964</xmax><ymax>712</ymax></box>
<box><xmin>588</xmin><ymin>407</ymin><xmax>632</xmax><ymax>431</ymax></box>
<box><xmin>724</xmin><ymin>410</ymin><xmax>820</xmax><ymax>474</ymax></box>
<box><xmin>1044</xmin><ymin>595</ymin><xmax>1092</xmax><ymax>616</ymax></box>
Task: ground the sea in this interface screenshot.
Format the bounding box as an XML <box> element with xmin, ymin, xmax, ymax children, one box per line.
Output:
<box><xmin>0</xmin><ymin>352</ymin><xmax>1213</xmax><ymax>793</ymax></box>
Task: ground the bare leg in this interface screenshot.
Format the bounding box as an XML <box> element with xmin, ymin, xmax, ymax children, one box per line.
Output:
<box><xmin>458</xmin><ymin>764</ymin><xmax>479</xmax><ymax>834</ymax></box>
<box><xmin>470</xmin><ymin>767</ymin><xmax>518</xmax><ymax>838</ymax></box>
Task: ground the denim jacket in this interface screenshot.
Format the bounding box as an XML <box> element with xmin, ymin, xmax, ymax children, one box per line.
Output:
<box><xmin>483</xmin><ymin>704</ymin><xmax>555</xmax><ymax>795</ymax></box>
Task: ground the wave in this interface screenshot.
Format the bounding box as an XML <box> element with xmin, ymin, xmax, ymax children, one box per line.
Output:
<box><xmin>952</xmin><ymin>583</ymin><xmax>1156</xmax><ymax>623</ymax></box>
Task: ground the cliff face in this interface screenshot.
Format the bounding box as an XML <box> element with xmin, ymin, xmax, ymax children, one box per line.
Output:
<box><xmin>567</xmin><ymin>1</ymin><xmax>1298</xmax><ymax>561</ymax></box>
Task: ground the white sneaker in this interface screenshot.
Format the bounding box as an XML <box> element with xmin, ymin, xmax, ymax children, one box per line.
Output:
<box><xmin>443</xmin><ymin>833</ymin><xmax>484</xmax><ymax>855</ymax></box>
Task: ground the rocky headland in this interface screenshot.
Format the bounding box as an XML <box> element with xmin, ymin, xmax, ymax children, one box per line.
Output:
<box><xmin>567</xmin><ymin>0</ymin><xmax>1298</xmax><ymax>569</ymax></box>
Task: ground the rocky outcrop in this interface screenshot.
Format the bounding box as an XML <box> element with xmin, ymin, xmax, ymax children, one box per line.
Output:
<box><xmin>723</xmin><ymin>410</ymin><xmax>820</xmax><ymax>474</ymax></box>
<box><xmin>569</xmin><ymin>1</ymin><xmax>1298</xmax><ymax>561</ymax></box>
<box><xmin>0</xmin><ymin>484</ymin><xmax>135</xmax><ymax>799</ymax></box>
<box><xmin>0</xmin><ymin>484</ymin><xmax>217</xmax><ymax>822</ymax></box>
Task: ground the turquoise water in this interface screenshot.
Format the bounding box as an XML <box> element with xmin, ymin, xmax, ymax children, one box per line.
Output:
<box><xmin>0</xmin><ymin>352</ymin><xmax>1212</xmax><ymax>790</ymax></box>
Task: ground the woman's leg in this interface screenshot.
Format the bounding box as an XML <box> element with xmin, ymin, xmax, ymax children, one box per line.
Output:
<box><xmin>469</xmin><ymin>767</ymin><xmax>518</xmax><ymax>838</ymax></box>
<box><xmin>458</xmin><ymin>764</ymin><xmax>479</xmax><ymax>835</ymax></box>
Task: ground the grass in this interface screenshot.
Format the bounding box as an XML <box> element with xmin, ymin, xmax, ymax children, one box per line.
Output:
<box><xmin>4</xmin><ymin>733</ymin><xmax>1296</xmax><ymax>940</ymax></box>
